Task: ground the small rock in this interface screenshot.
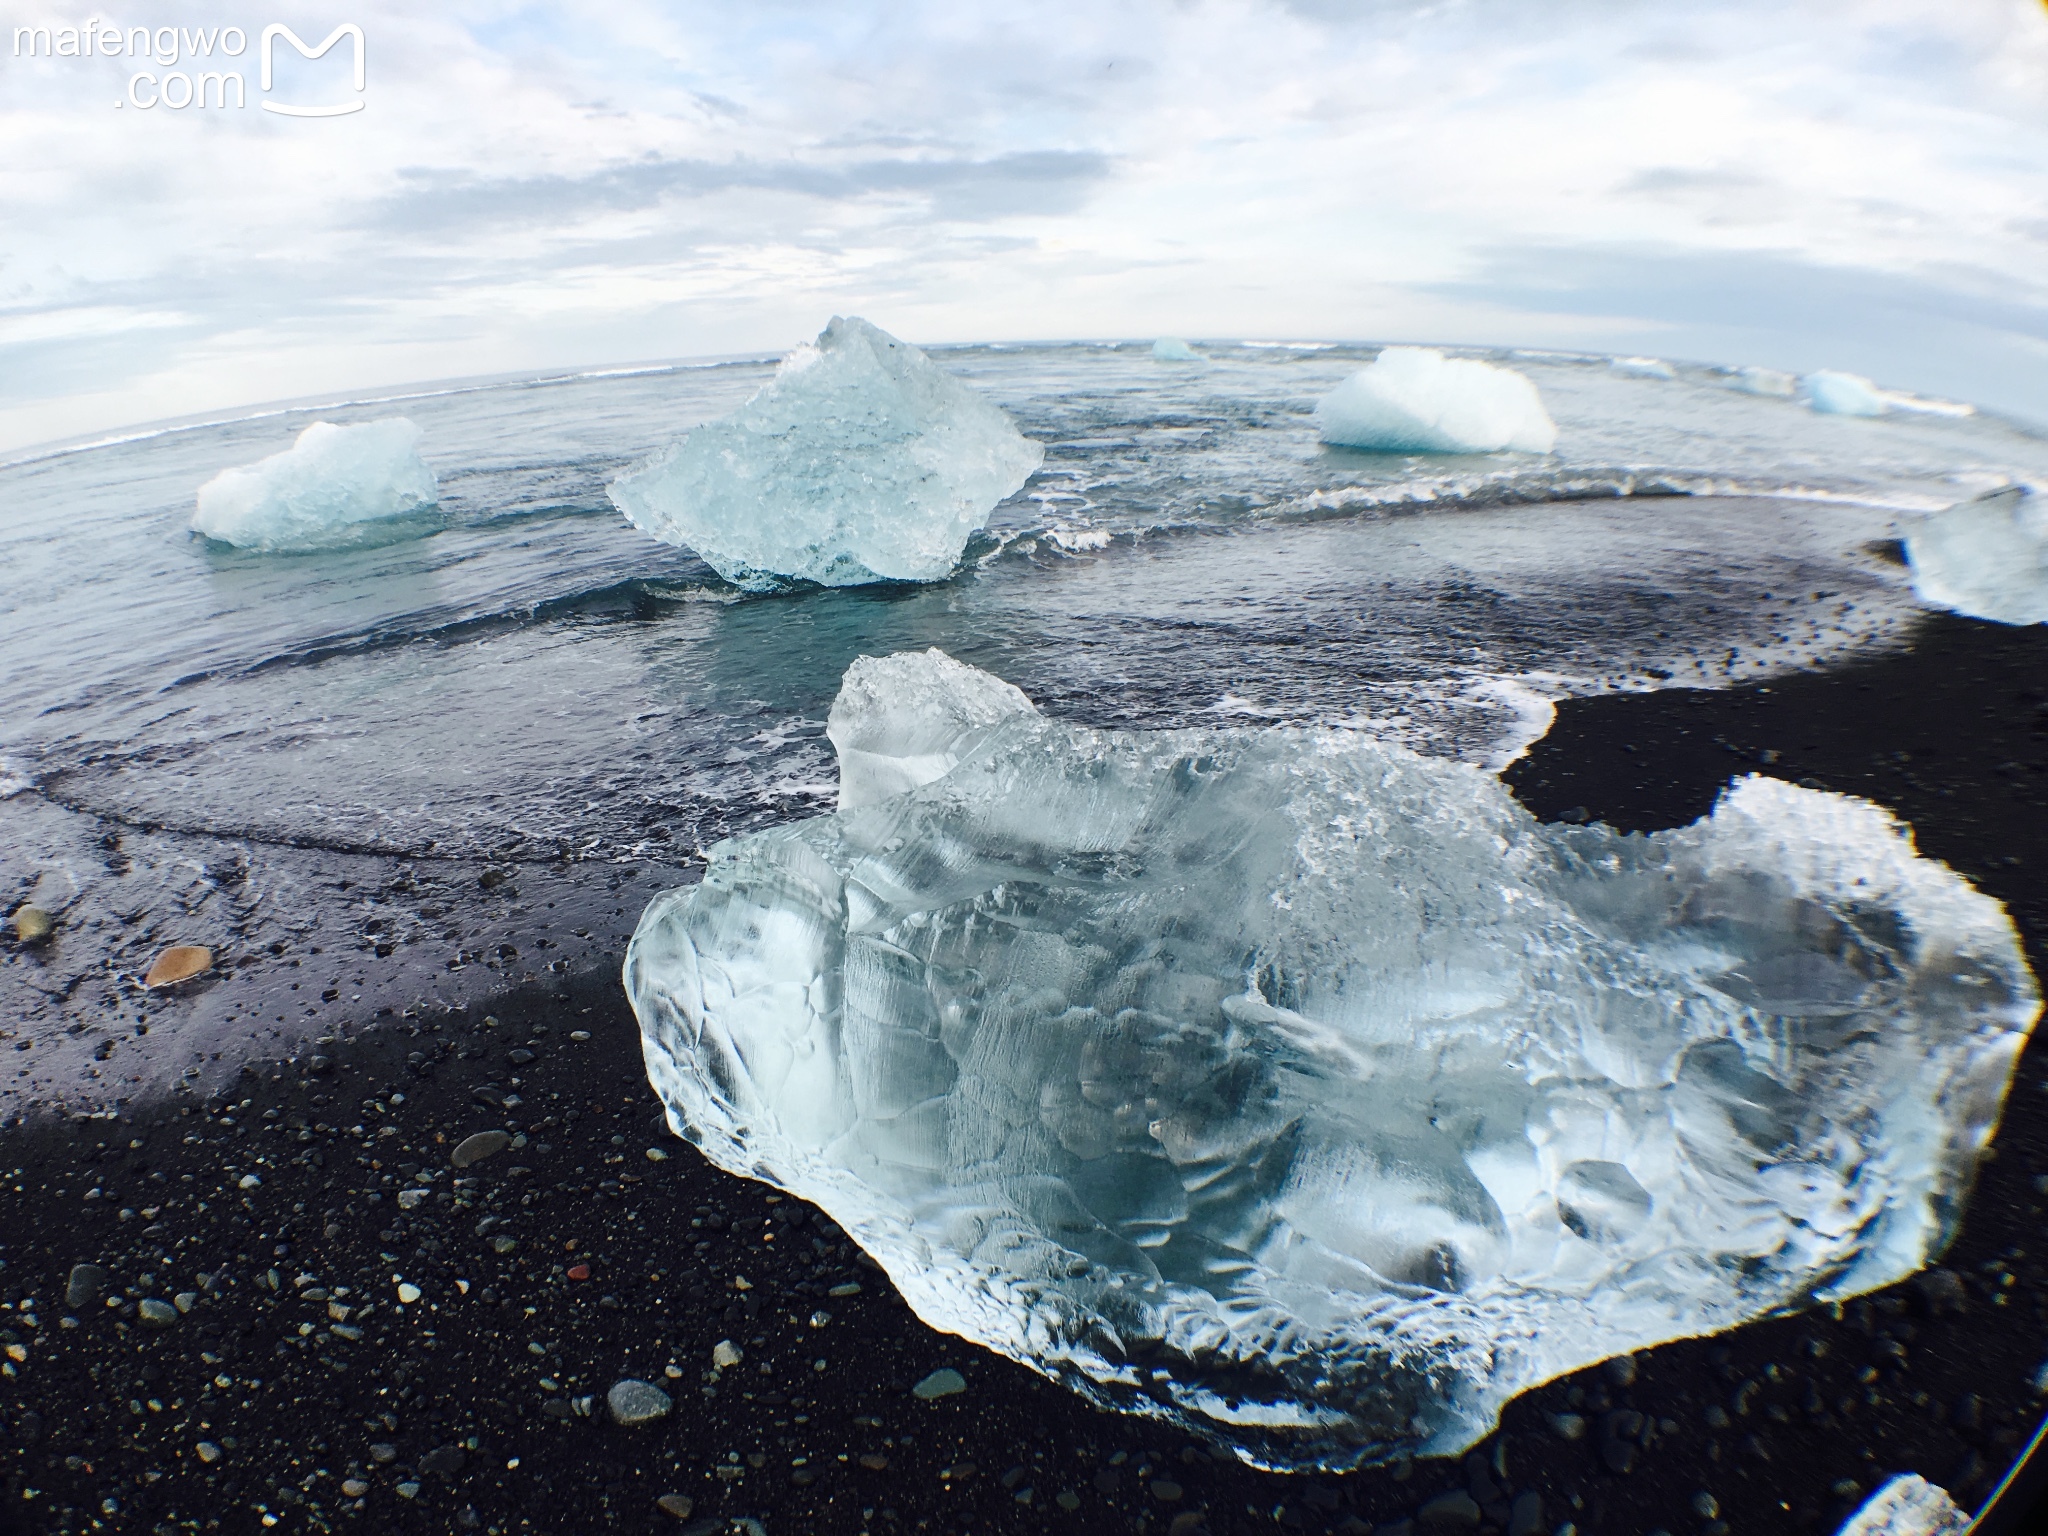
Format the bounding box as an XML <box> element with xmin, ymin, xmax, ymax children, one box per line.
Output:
<box><xmin>341</xmin><ymin>1479</ymin><xmax>369</xmax><ymax>1498</ymax></box>
<box><xmin>195</xmin><ymin>1441</ymin><xmax>221</xmax><ymax>1464</ymax></box>
<box><xmin>491</xmin><ymin>1236</ymin><xmax>518</xmax><ymax>1254</ymax></box>
<box><xmin>1691</xmin><ymin>1492</ymin><xmax>1721</xmax><ymax>1520</ymax></box>
<box><xmin>396</xmin><ymin>1189</ymin><xmax>426</xmax><ymax>1210</ymax></box>
<box><xmin>1604</xmin><ymin>1354</ymin><xmax>1638</xmax><ymax>1388</ymax></box>
<box><xmin>912</xmin><ymin>1368</ymin><xmax>966</xmax><ymax>1400</ymax></box>
<box><xmin>396</xmin><ymin>1282</ymin><xmax>422</xmax><ymax>1304</ymax></box>
<box><xmin>608</xmin><ymin>1379</ymin><xmax>674</xmax><ymax>1426</ymax></box>
<box><xmin>419</xmin><ymin>1444</ymin><xmax>466</xmax><ymax>1477</ymax></box>
<box><xmin>1152</xmin><ymin>1480</ymin><xmax>1185</xmax><ymax>1502</ymax></box>
<box><xmin>368</xmin><ymin>1443</ymin><xmax>398</xmax><ymax>1464</ymax></box>
<box><xmin>645</xmin><ymin>1147</ymin><xmax>669</xmax><ymax>1162</ymax></box>
<box><xmin>144</xmin><ymin>945</ymin><xmax>213</xmax><ymax>988</ymax></box>
<box><xmin>237</xmin><ymin>1174</ymin><xmax>261</xmax><ymax>1191</ymax></box>
<box><xmin>137</xmin><ymin>1298</ymin><xmax>178</xmax><ymax>1328</ymax></box>
<box><xmin>828</xmin><ymin>1282</ymin><xmax>862</xmax><ymax>1298</ymax></box>
<box><xmin>451</xmin><ymin>1130</ymin><xmax>511</xmax><ymax>1169</ymax></box>
<box><xmin>569</xmin><ymin>1029</ymin><xmax>591</xmax><ymax>1041</ymax></box>
<box><xmin>66</xmin><ymin>1262</ymin><xmax>110</xmax><ymax>1311</ymax></box>
<box><xmin>1547</xmin><ymin>1412</ymin><xmax>1586</xmax><ymax>1442</ymax></box>
<box><xmin>566</xmin><ymin>1263</ymin><xmax>591</xmax><ymax>1281</ymax></box>
<box><xmin>1417</xmin><ymin>1489</ymin><xmax>1482</xmax><ymax>1532</ymax></box>
<box><xmin>859</xmin><ymin>1454</ymin><xmax>889</xmax><ymax>1471</ymax></box>
<box><xmin>173</xmin><ymin>1292</ymin><xmax>198</xmax><ymax>1313</ymax></box>
<box><xmin>12</xmin><ymin>906</ymin><xmax>53</xmax><ymax>943</ymax></box>
<box><xmin>712</xmin><ymin>1339</ymin><xmax>743</xmax><ymax>1369</ymax></box>
<box><xmin>1507</xmin><ymin>1490</ymin><xmax>1544</xmax><ymax>1536</ymax></box>
<box><xmin>656</xmin><ymin>1493</ymin><xmax>695</xmax><ymax>1519</ymax></box>
<box><xmin>395</xmin><ymin>1481</ymin><xmax>421</xmax><ymax>1499</ymax></box>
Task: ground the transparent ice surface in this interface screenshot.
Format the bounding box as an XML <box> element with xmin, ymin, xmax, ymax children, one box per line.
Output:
<box><xmin>191</xmin><ymin>418</ymin><xmax>437</xmax><ymax>551</ymax></box>
<box><xmin>1805</xmin><ymin>371</ymin><xmax>1887</xmax><ymax>418</ymax></box>
<box><xmin>608</xmin><ymin>317</ymin><xmax>1042</xmax><ymax>590</ymax></box>
<box><xmin>1906</xmin><ymin>486</ymin><xmax>2048</xmax><ymax>625</ymax></box>
<box><xmin>1153</xmin><ymin>338</ymin><xmax>1203</xmax><ymax>362</ymax></box>
<box><xmin>1835</xmin><ymin>1475</ymin><xmax>1970</xmax><ymax>1536</ymax></box>
<box><xmin>627</xmin><ymin>652</ymin><xmax>2038</xmax><ymax>1470</ymax></box>
<box><xmin>1314</xmin><ymin>347</ymin><xmax>1557</xmax><ymax>454</ymax></box>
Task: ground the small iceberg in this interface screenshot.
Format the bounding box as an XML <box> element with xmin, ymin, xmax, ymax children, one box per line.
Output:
<box><xmin>608</xmin><ymin>317</ymin><xmax>1042</xmax><ymax>591</ymax></box>
<box><xmin>1906</xmin><ymin>486</ymin><xmax>2048</xmax><ymax>625</ymax></box>
<box><xmin>192</xmin><ymin>418</ymin><xmax>438</xmax><ymax>552</ymax></box>
<box><xmin>1734</xmin><ymin>365</ymin><xmax>1798</xmax><ymax>398</ymax></box>
<box><xmin>1151</xmin><ymin>337</ymin><xmax>1202</xmax><ymax>362</ymax></box>
<box><xmin>1314</xmin><ymin>346</ymin><xmax>1557</xmax><ymax>454</ymax></box>
<box><xmin>1804</xmin><ymin>370</ymin><xmax>1887</xmax><ymax>417</ymax></box>
<box><xmin>625</xmin><ymin>649</ymin><xmax>2035</xmax><ymax>1470</ymax></box>
<box><xmin>1609</xmin><ymin>355</ymin><xmax>1675</xmax><ymax>380</ymax></box>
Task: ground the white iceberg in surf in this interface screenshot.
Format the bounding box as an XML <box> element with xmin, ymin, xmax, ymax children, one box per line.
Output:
<box><xmin>1152</xmin><ymin>337</ymin><xmax>1202</xmax><ymax>362</ymax></box>
<box><xmin>1735</xmin><ymin>366</ymin><xmax>1798</xmax><ymax>398</ymax></box>
<box><xmin>1906</xmin><ymin>486</ymin><xmax>2048</xmax><ymax>625</ymax></box>
<box><xmin>1804</xmin><ymin>370</ymin><xmax>1887</xmax><ymax>417</ymax></box>
<box><xmin>625</xmin><ymin>650</ymin><xmax>2035</xmax><ymax>1470</ymax></box>
<box><xmin>1314</xmin><ymin>347</ymin><xmax>1556</xmax><ymax>454</ymax></box>
<box><xmin>1609</xmin><ymin>355</ymin><xmax>1675</xmax><ymax>380</ymax></box>
<box><xmin>608</xmin><ymin>317</ymin><xmax>1042</xmax><ymax>591</ymax></box>
<box><xmin>192</xmin><ymin>418</ymin><xmax>438</xmax><ymax>552</ymax></box>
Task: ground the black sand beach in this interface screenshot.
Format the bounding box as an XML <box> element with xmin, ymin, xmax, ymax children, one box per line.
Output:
<box><xmin>5</xmin><ymin>609</ymin><xmax>2048</xmax><ymax>1536</ymax></box>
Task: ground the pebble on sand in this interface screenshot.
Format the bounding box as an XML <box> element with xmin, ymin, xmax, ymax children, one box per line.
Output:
<box><xmin>137</xmin><ymin>1298</ymin><xmax>179</xmax><ymax>1328</ymax></box>
<box><xmin>912</xmin><ymin>1368</ymin><xmax>966</xmax><ymax>1400</ymax></box>
<box><xmin>195</xmin><ymin>1442</ymin><xmax>221</xmax><ymax>1464</ymax></box>
<box><xmin>11</xmin><ymin>906</ymin><xmax>53</xmax><ymax>943</ymax></box>
<box><xmin>607</xmin><ymin>1379</ymin><xmax>673</xmax><ymax>1426</ymax></box>
<box><xmin>451</xmin><ymin>1130</ymin><xmax>512</xmax><ymax>1168</ymax></box>
<box><xmin>396</xmin><ymin>1282</ymin><xmax>422</xmax><ymax>1304</ymax></box>
<box><xmin>656</xmin><ymin>1493</ymin><xmax>695</xmax><ymax>1519</ymax></box>
<box><xmin>144</xmin><ymin>945</ymin><xmax>213</xmax><ymax>988</ymax></box>
<box><xmin>711</xmin><ymin>1340</ymin><xmax>743</xmax><ymax>1369</ymax></box>
<box><xmin>65</xmin><ymin>1263</ymin><xmax>110</xmax><ymax>1311</ymax></box>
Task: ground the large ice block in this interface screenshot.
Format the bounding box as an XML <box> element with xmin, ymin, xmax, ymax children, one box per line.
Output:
<box><xmin>1906</xmin><ymin>486</ymin><xmax>2048</xmax><ymax>625</ymax></box>
<box><xmin>1314</xmin><ymin>347</ymin><xmax>1557</xmax><ymax>454</ymax></box>
<box><xmin>608</xmin><ymin>317</ymin><xmax>1043</xmax><ymax>591</ymax></box>
<box><xmin>192</xmin><ymin>418</ymin><xmax>438</xmax><ymax>552</ymax></box>
<box><xmin>625</xmin><ymin>652</ymin><xmax>2036</xmax><ymax>1470</ymax></box>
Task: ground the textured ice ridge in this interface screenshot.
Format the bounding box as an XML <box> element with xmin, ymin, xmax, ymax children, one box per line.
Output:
<box><xmin>1907</xmin><ymin>485</ymin><xmax>2048</xmax><ymax>626</ymax></box>
<box><xmin>192</xmin><ymin>418</ymin><xmax>438</xmax><ymax>551</ymax></box>
<box><xmin>625</xmin><ymin>650</ymin><xmax>2036</xmax><ymax>1470</ymax></box>
<box><xmin>608</xmin><ymin>317</ymin><xmax>1043</xmax><ymax>591</ymax></box>
<box><xmin>1315</xmin><ymin>347</ymin><xmax>1557</xmax><ymax>454</ymax></box>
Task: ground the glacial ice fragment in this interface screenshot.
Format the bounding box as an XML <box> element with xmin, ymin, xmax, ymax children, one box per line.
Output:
<box><xmin>1152</xmin><ymin>337</ymin><xmax>1202</xmax><ymax>362</ymax></box>
<box><xmin>1314</xmin><ymin>347</ymin><xmax>1557</xmax><ymax>454</ymax></box>
<box><xmin>608</xmin><ymin>317</ymin><xmax>1042</xmax><ymax>591</ymax></box>
<box><xmin>625</xmin><ymin>651</ymin><xmax>2036</xmax><ymax>1470</ymax></box>
<box><xmin>1906</xmin><ymin>486</ymin><xmax>2048</xmax><ymax>625</ymax></box>
<box><xmin>1735</xmin><ymin>365</ymin><xmax>1798</xmax><ymax>397</ymax></box>
<box><xmin>1609</xmin><ymin>356</ymin><xmax>1675</xmax><ymax>380</ymax></box>
<box><xmin>1835</xmin><ymin>1475</ymin><xmax>1969</xmax><ymax>1536</ymax></box>
<box><xmin>1804</xmin><ymin>370</ymin><xmax>1887</xmax><ymax>417</ymax></box>
<box><xmin>192</xmin><ymin>418</ymin><xmax>438</xmax><ymax>551</ymax></box>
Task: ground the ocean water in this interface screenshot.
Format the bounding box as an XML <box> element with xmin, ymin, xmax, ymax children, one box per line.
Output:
<box><xmin>3</xmin><ymin>341</ymin><xmax>2045</xmax><ymax>1106</ymax></box>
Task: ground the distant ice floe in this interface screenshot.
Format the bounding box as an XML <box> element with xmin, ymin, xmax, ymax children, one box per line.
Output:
<box><xmin>1735</xmin><ymin>365</ymin><xmax>1799</xmax><ymax>397</ymax></box>
<box><xmin>626</xmin><ymin>649</ymin><xmax>2036</xmax><ymax>1471</ymax></box>
<box><xmin>1315</xmin><ymin>347</ymin><xmax>1557</xmax><ymax>455</ymax></box>
<box><xmin>1152</xmin><ymin>337</ymin><xmax>1202</xmax><ymax>362</ymax></box>
<box><xmin>192</xmin><ymin>418</ymin><xmax>438</xmax><ymax>552</ymax></box>
<box><xmin>1609</xmin><ymin>356</ymin><xmax>1676</xmax><ymax>380</ymax></box>
<box><xmin>1804</xmin><ymin>371</ymin><xmax>1976</xmax><ymax>420</ymax></box>
<box><xmin>608</xmin><ymin>316</ymin><xmax>1042</xmax><ymax>591</ymax></box>
<box><xmin>1907</xmin><ymin>486</ymin><xmax>2048</xmax><ymax>625</ymax></box>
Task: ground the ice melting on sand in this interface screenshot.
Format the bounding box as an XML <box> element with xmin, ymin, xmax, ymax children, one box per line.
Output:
<box><xmin>1906</xmin><ymin>486</ymin><xmax>2048</xmax><ymax>625</ymax></box>
<box><xmin>608</xmin><ymin>317</ymin><xmax>1042</xmax><ymax>591</ymax></box>
<box><xmin>1835</xmin><ymin>1475</ymin><xmax>1970</xmax><ymax>1536</ymax></box>
<box><xmin>625</xmin><ymin>652</ymin><xmax>2035</xmax><ymax>1470</ymax></box>
<box><xmin>192</xmin><ymin>418</ymin><xmax>438</xmax><ymax>551</ymax></box>
<box><xmin>1314</xmin><ymin>347</ymin><xmax>1557</xmax><ymax>455</ymax></box>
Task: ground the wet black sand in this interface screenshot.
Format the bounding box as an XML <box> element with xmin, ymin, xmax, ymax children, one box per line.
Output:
<box><xmin>5</xmin><ymin>610</ymin><xmax>2048</xmax><ymax>1536</ymax></box>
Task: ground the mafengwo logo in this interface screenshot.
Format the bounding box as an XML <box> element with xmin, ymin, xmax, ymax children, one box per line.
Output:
<box><xmin>10</xmin><ymin>20</ymin><xmax>366</xmax><ymax>116</ymax></box>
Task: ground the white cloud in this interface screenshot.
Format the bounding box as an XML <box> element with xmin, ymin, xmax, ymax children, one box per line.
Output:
<box><xmin>1</xmin><ymin>0</ymin><xmax>2044</xmax><ymax>450</ymax></box>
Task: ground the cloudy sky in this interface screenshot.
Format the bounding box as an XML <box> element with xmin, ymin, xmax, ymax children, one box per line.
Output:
<box><xmin>2</xmin><ymin>0</ymin><xmax>2045</xmax><ymax>453</ymax></box>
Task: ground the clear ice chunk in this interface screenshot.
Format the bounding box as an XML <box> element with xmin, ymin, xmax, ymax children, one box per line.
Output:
<box><xmin>1804</xmin><ymin>370</ymin><xmax>1887</xmax><ymax>417</ymax></box>
<box><xmin>608</xmin><ymin>317</ymin><xmax>1042</xmax><ymax>591</ymax></box>
<box><xmin>1907</xmin><ymin>486</ymin><xmax>2048</xmax><ymax>625</ymax></box>
<box><xmin>1835</xmin><ymin>1474</ymin><xmax>1970</xmax><ymax>1536</ymax></box>
<box><xmin>192</xmin><ymin>418</ymin><xmax>438</xmax><ymax>552</ymax></box>
<box><xmin>625</xmin><ymin>652</ymin><xmax>2036</xmax><ymax>1470</ymax></box>
<box><xmin>1314</xmin><ymin>346</ymin><xmax>1557</xmax><ymax>454</ymax></box>
<box><xmin>1152</xmin><ymin>337</ymin><xmax>1202</xmax><ymax>362</ymax></box>
<box><xmin>1735</xmin><ymin>365</ymin><xmax>1798</xmax><ymax>397</ymax></box>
